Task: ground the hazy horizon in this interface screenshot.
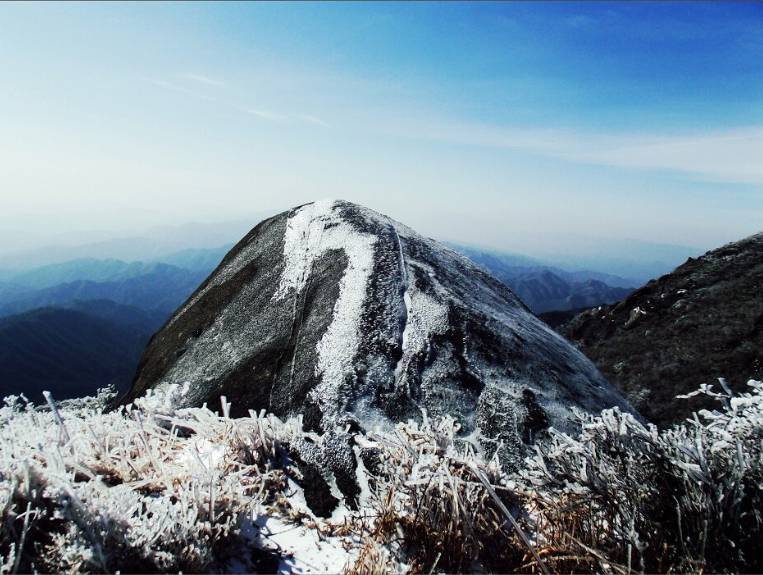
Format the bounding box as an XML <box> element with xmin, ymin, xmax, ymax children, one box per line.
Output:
<box><xmin>0</xmin><ymin>208</ymin><xmax>711</xmax><ymax>283</ymax></box>
<box><xmin>1</xmin><ymin>2</ymin><xmax>761</xmax><ymax>256</ymax></box>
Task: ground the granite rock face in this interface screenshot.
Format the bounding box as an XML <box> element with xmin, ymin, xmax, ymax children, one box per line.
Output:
<box><xmin>122</xmin><ymin>200</ymin><xmax>635</xmax><ymax>513</ymax></box>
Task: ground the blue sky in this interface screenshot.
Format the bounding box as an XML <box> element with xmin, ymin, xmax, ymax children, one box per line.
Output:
<box><xmin>1</xmin><ymin>2</ymin><xmax>761</xmax><ymax>256</ymax></box>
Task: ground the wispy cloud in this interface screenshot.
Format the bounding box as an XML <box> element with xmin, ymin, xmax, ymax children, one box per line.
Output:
<box><xmin>573</xmin><ymin>127</ymin><xmax>763</xmax><ymax>185</ymax></box>
<box><xmin>148</xmin><ymin>78</ymin><xmax>219</xmax><ymax>103</ymax></box>
<box><xmin>241</xmin><ymin>107</ymin><xmax>329</xmax><ymax>128</ymax></box>
<box><xmin>149</xmin><ymin>78</ymin><xmax>186</xmax><ymax>93</ymax></box>
<box><xmin>300</xmin><ymin>115</ymin><xmax>331</xmax><ymax>128</ymax></box>
<box><xmin>385</xmin><ymin>120</ymin><xmax>763</xmax><ymax>185</ymax></box>
<box><xmin>242</xmin><ymin>107</ymin><xmax>286</xmax><ymax>122</ymax></box>
<box><xmin>149</xmin><ymin>77</ymin><xmax>329</xmax><ymax>129</ymax></box>
<box><xmin>177</xmin><ymin>73</ymin><xmax>225</xmax><ymax>87</ymax></box>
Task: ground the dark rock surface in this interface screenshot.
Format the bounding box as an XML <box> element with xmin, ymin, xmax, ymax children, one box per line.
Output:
<box><xmin>538</xmin><ymin>307</ymin><xmax>589</xmax><ymax>329</ymax></box>
<box><xmin>562</xmin><ymin>231</ymin><xmax>763</xmax><ymax>426</ymax></box>
<box><xmin>122</xmin><ymin>200</ymin><xmax>635</xmax><ymax>513</ymax></box>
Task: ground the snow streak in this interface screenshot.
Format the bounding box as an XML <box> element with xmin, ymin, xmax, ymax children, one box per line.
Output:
<box><xmin>273</xmin><ymin>200</ymin><xmax>378</xmax><ymax>425</ymax></box>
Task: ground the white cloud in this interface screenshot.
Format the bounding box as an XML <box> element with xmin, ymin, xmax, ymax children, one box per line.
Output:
<box><xmin>385</xmin><ymin>120</ymin><xmax>763</xmax><ymax>185</ymax></box>
<box><xmin>300</xmin><ymin>115</ymin><xmax>330</xmax><ymax>128</ymax></box>
<box><xmin>177</xmin><ymin>73</ymin><xmax>225</xmax><ymax>87</ymax></box>
<box><xmin>573</xmin><ymin>127</ymin><xmax>763</xmax><ymax>185</ymax></box>
<box><xmin>242</xmin><ymin>108</ymin><xmax>330</xmax><ymax>128</ymax></box>
<box><xmin>148</xmin><ymin>78</ymin><xmax>219</xmax><ymax>103</ymax></box>
<box><xmin>242</xmin><ymin>107</ymin><xmax>286</xmax><ymax>122</ymax></box>
<box><xmin>151</xmin><ymin>78</ymin><xmax>326</xmax><ymax>128</ymax></box>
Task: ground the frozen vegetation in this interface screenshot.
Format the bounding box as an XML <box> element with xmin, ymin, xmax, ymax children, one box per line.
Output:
<box><xmin>0</xmin><ymin>379</ymin><xmax>761</xmax><ymax>574</ymax></box>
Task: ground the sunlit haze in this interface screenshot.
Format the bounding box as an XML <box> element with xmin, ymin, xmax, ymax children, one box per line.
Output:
<box><xmin>1</xmin><ymin>2</ymin><xmax>761</xmax><ymax>259</ymax></box>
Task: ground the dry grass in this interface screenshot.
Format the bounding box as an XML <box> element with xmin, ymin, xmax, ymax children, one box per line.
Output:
<box><xmin>517</xmin><ymin>379</ymin><xmax>763</xmax><ymax>574</ymax></box>
<box><xmin>0</xmin><ymin>384</ymin><xmax>295</xmax><ymax>573</ymax></box>
<box><xmin>1</xmin><ymin>379</ymin><xmax>761</xmax><ymax>573</ymax></box>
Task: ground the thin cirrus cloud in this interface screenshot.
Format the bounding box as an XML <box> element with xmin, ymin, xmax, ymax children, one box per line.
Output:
<box><xmin>301</xmin><ymin>115</ymin><xmax>330</xmax><ymax>128</ymax></box>
<box><xmin>241</xmin><ymin>108</ymin><xmax>330</xmax><ymax>128</ymax></box>
<box><xmin>242</xmin><ymin>107</ymin><xmax>286</xmax><ymax>122</ymax></box>
<box><xmin>176</xmin><ymin>72</ymin><xmax>226</xmax><ymax>87</ymax></box>
<box><xmin>574</xmin><ymin>127</ymin><xmax>763</xmax><ymax>185</ymax></box>
<box><xmin>387</xmin><ymin>119</ymin><xmax>763</xmax><ymax>185</ymax></box>
<box><xmin>149</xmin><ymin>76</ymin><xmax>329</xmax><ymax>128</ymax></box>
<box><xmin>149</xmin><ymin>75</ymin><xmax>757</xmax><ymax>184</ymax></box>
<box><xmin>148</xmin><ymin>78</ymin><xmax>218</xmax><ymax>103</ymax></box>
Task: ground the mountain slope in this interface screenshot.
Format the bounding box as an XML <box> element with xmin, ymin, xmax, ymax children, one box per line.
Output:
<box><xmin>0</xmin><ymin>305</ymin><xmax>154</xmax><ymax>401</ymax></box>
<box><xmin>122</xmin><ymin>200</ymin><xmax>635</xmax><ymax>513</ymax></box>
<box><xmin>562</xmin><ymin>231</ymin><xmax>763</xmax><ymax>425</ymax></box>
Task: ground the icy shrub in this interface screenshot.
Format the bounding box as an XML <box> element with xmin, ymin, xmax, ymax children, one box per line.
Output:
<box><xmin>348</xmin><ymin>380</ymin><xmax>763</xmax><ymax>574</ymax></box>
<box><xmin>0</xmin><ymin>386</ymin><xmax>293</xmax><ymax>573</ymax></box>
<box><xmin>346</xmin><ymin>413</ymin><xmax>537</xmax><ymax>574</ymax></box>
<box><xmin>518</xmin><ymin>379</ymin><xmax>763</xmax><ymax>573</ymax></box>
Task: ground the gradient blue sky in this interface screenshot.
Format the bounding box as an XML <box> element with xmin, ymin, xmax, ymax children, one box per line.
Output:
<box><xmin>1</xmin><ymin>1</ymin><xmax>761</xmax><ymax>255</ymax></box>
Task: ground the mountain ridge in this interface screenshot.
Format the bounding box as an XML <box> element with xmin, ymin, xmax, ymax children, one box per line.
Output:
<box><xmin>0</xmin><ymin>304</ymin><xmax>155</xmax><ymax>401</ymax></box>
<box><xmin>0</xmin><ymin>265</ymin><xmax>209</xmax><ymax>318</ymax></box>
<box><xmin>561</xmin><ymin>230</ymin><xmax>763</xmax><ymax>425</ymax></box>
<box><xmin>452</xmin><ymin>244</ymin><xmax>636</xmax><ymax>313</ymax></box>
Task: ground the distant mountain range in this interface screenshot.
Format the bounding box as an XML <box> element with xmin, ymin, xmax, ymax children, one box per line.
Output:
<box><xmin>450</xmin><ymin>244</ymin><xmax>637</xmax><ymax>313</ymax></box>
<box><xmin>455</xmin><ymin>233</ymin><xmax>703</xmax><ymax>283</ymax></box>
<box><xmin>0</xmin><ymin>303</ymin><xmax>156</xmax><ymax>401</ymax></box>
<box><xmin>0</xmin><ymin>247</ymin><xmax>230</xmax><ymax>317</ymax></box>
<box><xmin>0</xmin><ymin>236</ymin><xmax>653</xmax><ymax>402</ymax></box>
<box><xmin>0</xmin><ymin>265</ymin><xmax>208</xmax><ymax>318</ymax></box>
<box><xmin>0</xmin><ymin>247</ymin><xmax>230</xmax><ymax>400</ymax></box>
<box><xmin>0</xmin><ymin>219</ymin><xmax>263</xmax><ymax>270</ymax></box>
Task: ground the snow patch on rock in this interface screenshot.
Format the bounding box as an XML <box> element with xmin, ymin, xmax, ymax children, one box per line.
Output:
<box><xmin>273</xmin><ymin>199</ymin><xmax>338</xmax><ymax>302</ymax></box>
<box><xmin>271</xmin><ymin>201</ymin><xmax>379</xmax><ymax>425</ymax></box>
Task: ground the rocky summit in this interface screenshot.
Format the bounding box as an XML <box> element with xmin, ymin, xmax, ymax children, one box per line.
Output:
<box><xmin>122</xmin><ymin>200</ymin><xmax>634</xmax><ymax>514</ymax></box>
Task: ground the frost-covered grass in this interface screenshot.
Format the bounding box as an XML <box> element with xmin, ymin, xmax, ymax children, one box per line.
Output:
<box><xmin>518</xmin><ymin>378</ymin><xmax>763</xmax><ymax>574</ymax></box>
<box><xmin>0</xmin><ymin>384</ymin><xmax>299</xmax><ymax>573</ymax></box>
<box><xmin>1</xmin><ymin>380</ymin><xmax>761</xmax><ymax>573</ymax></box>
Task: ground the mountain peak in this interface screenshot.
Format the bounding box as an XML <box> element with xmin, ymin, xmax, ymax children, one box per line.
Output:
<box><xmin>122</xmin><ymin>201</ymin><xmax>635</xmax><ymax>514</ymax></box>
